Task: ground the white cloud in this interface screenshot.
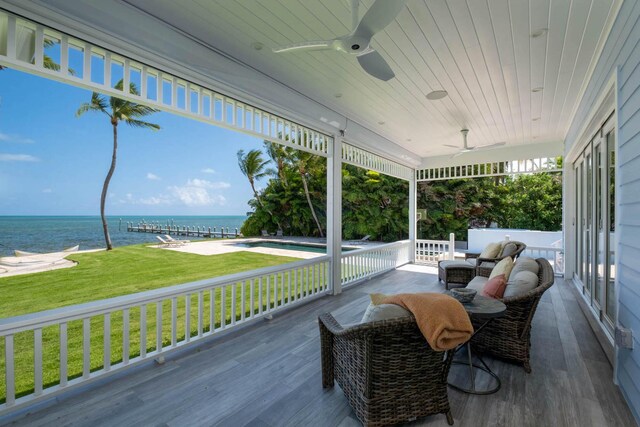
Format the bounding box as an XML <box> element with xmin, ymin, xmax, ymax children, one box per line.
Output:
<box><xmin>167</xmin><ymin>178</ymin><xmax>229</xmax><ymax>207</ymax></box>
<box><xmin>0</xmin><ymin>153</ymin><xmax>39</xmax><ymax>162</ymax></box>
<box><xmin>139</xmin><ymin>195</ymin><xmax>172</xmax><ymax>206</ymax></box>
<box><xmin>0</xmin><ymin>133</ymin><xmax>35</xmax><ymax>144</ymax></box>
<box><xmin>201</xmin><ymin>168</ymin><xmax>216</xmax><ymax>174</ymax></box>
<box><xmin>146</xmin><ymin>172</ymin><xmax>161</xmax><ymax>181</ymax></box>
<box><xmin>187</xmin><ymin>179</ymin><xmax>230</xmax><ymax>190</ymax></box>
<box><xmin>42</xmin><ymin>188</ymin><xmax>52</xmax><ymax>193</ymax></box>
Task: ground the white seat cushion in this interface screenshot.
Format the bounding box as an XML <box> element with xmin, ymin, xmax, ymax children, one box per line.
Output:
<box><xmin>504</xmin><ymin>271</ymin><xmax>539</xmax><ymax>298</ymax></box>
<box><xmin>361</xmin><ymin>303</ymin><xmax>411</xmax><ymax>323</ymax></box>
<box><xmin>511</xmin><ymin>257</ymin><xmax>539</xmax><ymax>277</ymax></box>
<box><xmin>466</xmin><ymin>276</ymin><xmax>488</xmax><ymax>292</ymax></box>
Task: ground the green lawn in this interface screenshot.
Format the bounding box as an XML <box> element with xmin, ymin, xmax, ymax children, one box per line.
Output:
<box><xmin>0</xmin><ymin>244</ymin><xmax>318</xmax><ymax>402</ymax></box>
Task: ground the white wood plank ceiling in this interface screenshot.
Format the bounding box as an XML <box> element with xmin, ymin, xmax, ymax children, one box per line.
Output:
<box><xmin>118</xmin><ymin>0</ymin><xmax>618</xmax><ymax>157</ymax></box>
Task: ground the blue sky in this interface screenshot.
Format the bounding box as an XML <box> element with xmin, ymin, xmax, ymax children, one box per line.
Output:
<box><xmin>0</xmin><ymin>68</ymin><xmax>268</xmax><ymax>216</ymax></box>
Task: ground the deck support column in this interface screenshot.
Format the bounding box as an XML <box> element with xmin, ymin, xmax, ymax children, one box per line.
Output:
<box><xmin>327</xmin><ymin>136</ymin><xmax>342</xmax><ymax>295</ymax></box>
<box><xmin>409</xmin><ymin>173</ymin><xmax>417</xmax><ymax>263</ymax></box>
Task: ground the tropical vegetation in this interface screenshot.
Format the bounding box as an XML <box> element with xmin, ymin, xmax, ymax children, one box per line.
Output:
<box><xmin>239</xmin><ymin>142</ymin><xmax>410</xmax><ymax>242</ymax></box>
<box><xmin>240</xmin><ymin>144</ymin><xmax>562</xmax><ymax>242</ymax></box>
<box><xmin>76</xmin><ymin>81</ymin><xmax>160</xmax><ymax>250</ymax></box>
<box><xmin>418</xmin><ymin>171</ymin><xmax>563</xmax><ymax>240</ymax></box>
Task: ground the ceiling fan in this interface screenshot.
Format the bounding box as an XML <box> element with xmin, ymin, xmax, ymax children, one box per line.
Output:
<box><xmin>271</xmin><ymin>0</ymin><xmax>407</xmax><ymax>81</ymax></box>
<box><xmin>444</xmin><ymin>129</ymin><xmax>506</xmax><ymax>158</ymax></box>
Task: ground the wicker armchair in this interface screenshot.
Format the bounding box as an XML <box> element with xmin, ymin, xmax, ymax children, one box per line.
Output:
<box><xmin>319</xmin><ymin>314</ymin><xmax>454</xmax><ymax>426</ymax></box>
<box><xmin>470</xmin><ymin>258</ymin><xmax>554</xmax><ymax>373</ymax></box>
<box><xmin>465</xmin><ymin>241</ymin><xmax>527</xmax><ymax>276</ymax></box>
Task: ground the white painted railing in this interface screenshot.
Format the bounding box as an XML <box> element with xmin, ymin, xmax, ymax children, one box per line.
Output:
<box><xmin>523</xmin><ymin>246</ymin><xmax>564</xmax><ymax>276</ymax></box>
<box><xmin>0</xmin><ymin>256</ymin><xmax>329</xmax><ymax>413</ymax></box>
<box><xmin>341</xmin><ymin>240</ymin><xmax>412</xmax><ymax>287</ymax></box>
<box><xmin>0</xmin><ymin>10</ymin><xmax>331</xmax><ymax>157</ymax></box>
<box><xmin>415</xmin><ymin>233</ymin><xmax>456</xmax><ymax>265</ymax></box>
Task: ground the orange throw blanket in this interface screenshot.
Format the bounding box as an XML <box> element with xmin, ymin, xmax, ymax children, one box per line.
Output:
<box><xmin>374</xmin><ymin>292</ymin><xmax>473</xmax><ymax>351</ymax></box>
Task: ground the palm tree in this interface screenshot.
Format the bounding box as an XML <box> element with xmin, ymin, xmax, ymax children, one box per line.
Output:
<box><xmin>292</xmin><ymin>150</ymin><xmax>324</xmax><ymax>237</ymax></box>
<box><xmin>76</xmin><ymin>80</ymin><xmax>160</xmax><ymax>250</ymax></box>
<box><xmin>237</xmin><ymin>149</ymin><xmax>281</xmax><ymax>230</ymax></box>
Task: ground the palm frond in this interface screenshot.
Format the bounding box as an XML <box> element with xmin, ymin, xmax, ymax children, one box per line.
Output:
<box><xmin>124</xmin><ymin>118</ymin><xmax>160</xmax><ymax>130</ymax></box>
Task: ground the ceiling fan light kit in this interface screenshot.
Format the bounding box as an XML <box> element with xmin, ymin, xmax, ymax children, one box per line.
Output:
<box><xmin>272</xmin><ymin>0</ymin><xmax>408</xmax><ymax>81</ymax></box>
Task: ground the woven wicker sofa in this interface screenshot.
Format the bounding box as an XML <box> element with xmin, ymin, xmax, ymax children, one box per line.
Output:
<box><xmin>319</xmin><ymin>314</ymin><xmax>454</xmax><ymax>426</ymax></box>
<box><xmin>468</xmin><ymin>257</ymin><xmax>554</xmax><ymax>372</ymax></box>
<box><xmin>465</xmin><ymin>240</ymin><xmax>527</xmax><ymax>276</ymax></box>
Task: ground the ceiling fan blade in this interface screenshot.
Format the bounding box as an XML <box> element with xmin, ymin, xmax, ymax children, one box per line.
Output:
<box><xmin>354</xmin><ymin>0</ymin><xmax>408</xmax><ymax>39</ymax></box>
<box><xmin>356</xmin><ymin>49</ymin><xmax>394</xmax><ymax>81</ymax></box>
<box><xmin>272</xmin><ymin>40</ymin><xmax>335</xmax><ymax>53</ymax></box>
<box><xmin>475</xmin><ymin>141</ymin><xmax>506</xmax><ymax>150</ymax></box>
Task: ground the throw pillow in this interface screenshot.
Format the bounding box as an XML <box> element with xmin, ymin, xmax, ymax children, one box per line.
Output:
<box><xmin>510</xmin><ymin>257</ymin><xmax>539</xmax><ymax>277</ymax></box>
<box><xmin>500</xmin><ymin>242</ymin><xmax>518</xmax><ymax>258</ymax></box>
<box><xmin>482</xmin><ymin>274</ymin><xmax>507</xmax><ymax>299</ymax></box>
<box><xmin>490</xmin><ymin>256</ymin><xmax>515</xmax><ymax>280</ymax></box>
<box><xmin>504</xmin><ymin>271</ymin><xmax>539</xmax><ymax>298</ymax></box>
<box><xmin>370</xmin><ymin>293</ymin><xmax>388</xmax><ymax>305</ymax></box>
<box><xmin>361</xmin><ymin>302</ymin><xmax>412</xmax><ymax>323</ymax></box>
<box><xmin>479</xmin><ymin>242</ymin><xmax>502</xmax><ymax>259</ymax></box>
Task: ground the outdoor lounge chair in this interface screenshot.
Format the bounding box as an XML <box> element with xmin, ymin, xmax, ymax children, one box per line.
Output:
<box><xmin>469</xmin><ymin>257</ymin><xmax>554</xmax><ymax>372</ymax></box>
<box><xmin>275</xmin><ymin>229</ymin><xmax>284</xmax><ymax>238</ymax></box>
<box><xmin>319</xmin><ymin>314</ymin><xmax>454</xmax><ymax>426</ymax></box>
<box><xmin>156</xmin><ymin>236</ymin><xmax>183</xmax><ymax>247</ymax></box>
<box><xmin>164</xmin><ymin>235</ymin><xmax>190</xmax><ymax>244</ymax></box>
<box><xmin>465</xmin><ymin>240</ymin><xmax>527</xmax><ymax>276</ymax></box>
<box><xmin>261</xmin><ymin>230</ymin><xmax>271</xmax><ymax>237</ymax></box>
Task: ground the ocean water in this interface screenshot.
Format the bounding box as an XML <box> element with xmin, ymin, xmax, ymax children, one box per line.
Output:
<box><xmin>0</xmin><ymin>216</ymin><xmax>246</xmax><ymax>256</ymax></box>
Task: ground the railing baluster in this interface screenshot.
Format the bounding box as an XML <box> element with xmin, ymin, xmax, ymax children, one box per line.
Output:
<box><xmin>185</xmin><ymin>294</ymin><xmax>191</xmax><ymax>342</ymax></box>
<box><xmin>82</xmin><ymin>318</ymin><xmax>90</xmax><ymax>379</ymax></box>
<box><xmin>250</xmin><ymin>279</ymin><xmax>255</xmax><ymax>318</ymax></box>
<box><xmin>59</xmin><ymin>323</ymin><xmax>67</xmax><ymax>387</ymax></box>
<box><xmin>241</xmin><ymin>281</ymin><xmax>246</xmax><ymax>321</ymax></box>
<box><xmin>155</xmin><ymin>302</ymin><xmax>162</xmax><ymax>352</ymax></box>
<box><xmin>198</xmin><ymin>291</ymin><xmax>204</xmax><ymax>337</ymax></box>
<box><xmin>258</xmin><ymin>278</ymin><xmax>263</xmax><ymax>314</ymax></box>
<box><xmin>171</xmin><ymin>298</ymin><xmax>177</xmax><ymax>347</ymax></box>
<box><xmin>140</xmin><ymin>305</ymin><xmax>147</xmax><ymax>357</ymax></box>
<box><xmin>293</xmin><ymin>268</ymin><xmax>298</xmax><ymax>300</ymax></box>
<box><xmin>231</xmin><ymin>284</ymin><xmax>237</xmax><ymax>325</ymax></box>
<box><xmin>123</xmin><ymin>309</ymin><xmax>130</xmax><ymax>364</ymax></box>
<box><xmin>5</xmin><ymin>334</ymin><xmax>15</xmax><ymax>405</ymax></box>
<box><xmin>209</xmin><ymin>289</ymin><xmax>215</xmax><ymax>333</ymax></box>
<box><xmin>103</xmin><ymin>314</ymin><xmax>111</xmax><ymax>371</ymax></box>
<box><xmin>220</xmin><ymin>286</ymin><xmax>227</xmax><ymax>329</ymax></box>
<box><xmin>34</xmin><ymin>328</ymin><xmax>43</xmax><ymax>395</ymax></box>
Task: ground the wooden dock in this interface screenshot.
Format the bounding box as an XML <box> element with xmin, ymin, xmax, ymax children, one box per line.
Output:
<box><xmin>126</xmin><ymin>222</ymin><xmax>241</xmax><ymax>239</ymax></box>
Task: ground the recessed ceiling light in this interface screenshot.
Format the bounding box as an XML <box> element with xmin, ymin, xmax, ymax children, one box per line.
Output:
<box><xmin>378</xmin><ymin>121</ymin><xmax>385</xmax><ymax>125</ymax></box>
<box><xmin>426</xmin><ymin>90</ymin><xmax>448</xmax><ymax>100</ymax></box>
<box><xmin>531</xmin><ymin>28</ymin><xmax>548</xmax><ymax>38</ymax></box>
<box><xmin>334</xmin><ymin>93</ymin><xmax>342</xmax><ymax>98</ymax></box>
<box><xmin>532</xmin><ymin>87</ymin><xmax>544</xmax><ymax>92</ymax></box>
<box><xmin>251</xmin><ymin>42</ymin><xmax>264</xmax><ymax>51</ymax></box>
<box><xmin>532</xmin><ymin>117</ymin><xmax>541</xmax><ymax>121</ymax></box>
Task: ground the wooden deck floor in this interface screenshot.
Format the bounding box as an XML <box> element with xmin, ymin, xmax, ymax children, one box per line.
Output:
<box><xmin>3</xmin><ymin>265</ymin><xmax>636</xmax><ymax>427</ymax></box>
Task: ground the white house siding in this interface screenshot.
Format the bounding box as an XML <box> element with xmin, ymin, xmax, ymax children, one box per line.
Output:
<box><xmin>565</xmin><ymin>0</ymin><xmax>640</xmax><ymax>422</ymax></box>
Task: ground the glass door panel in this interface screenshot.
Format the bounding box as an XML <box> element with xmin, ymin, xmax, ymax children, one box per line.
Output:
<box><xmin>605</xmin><ymin>130</ymin><xmax>616</xmax><ymax>326</ymax></box>
<box><xmin>585</xmin><ymin>151</ymin><xmax>592</xmax><ymax>296</ymax></box>
<box><xmin>595</xmin><ymin>141</ymin><xmax>604</xmax><ymax>308</ymax></box>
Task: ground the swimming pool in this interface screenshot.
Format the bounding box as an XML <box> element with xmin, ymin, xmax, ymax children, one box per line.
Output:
<box><xmin>238</xmin><ymin>241</ymin><xmax>357</xmax><ymax>254</ymax></box>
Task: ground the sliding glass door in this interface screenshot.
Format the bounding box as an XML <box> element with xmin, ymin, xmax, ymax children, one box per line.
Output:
<box><xmin>573</xmin><ymin>115</ymin><xmax>616</xmax><ymax>335</ymax></box>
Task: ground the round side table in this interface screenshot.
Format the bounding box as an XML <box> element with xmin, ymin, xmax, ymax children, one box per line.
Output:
<box><xmin>447</xmin><ymin>294</ymin><xmax>506</xmax><ymax>395</ymax></box>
